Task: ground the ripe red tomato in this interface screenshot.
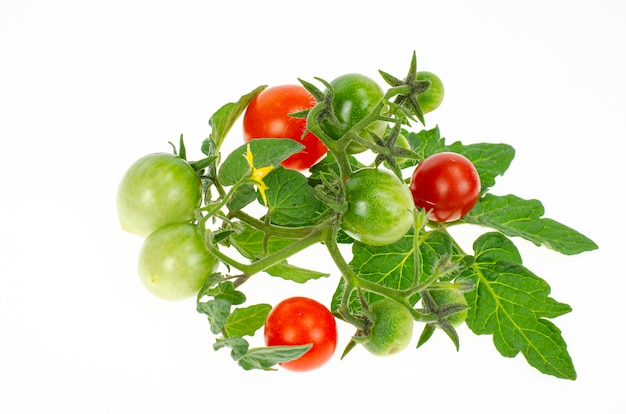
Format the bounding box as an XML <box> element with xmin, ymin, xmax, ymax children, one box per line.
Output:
<box><xmin>264</xmin><ymin>296</ymin><xmax>337</xmax><ymax>372</ymax></box>
<box><xmin>243</xmin><ymin>85</ymin><xmax>328</xmax><ymax>171</ymax></box>
<box><xmin>409</xmin><ymin>152</ymin><xmax>480</xmax><ymax>222</ymax></box>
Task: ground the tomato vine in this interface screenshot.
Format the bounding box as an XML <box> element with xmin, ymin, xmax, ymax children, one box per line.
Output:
<box><xmin>117</xmin><ymin>52</ymin><xmax>598</xmax><ymax>378</ymax></box>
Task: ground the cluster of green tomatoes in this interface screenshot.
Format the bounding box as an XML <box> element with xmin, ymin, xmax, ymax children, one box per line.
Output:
<box><xmin>117</xmin><ymin>58</ymin><xmax>481</xmax><ymax>372</ymax></box>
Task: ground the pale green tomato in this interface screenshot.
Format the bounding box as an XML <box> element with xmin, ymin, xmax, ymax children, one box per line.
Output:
<box><xmin>320</xmin><ymin>73</ymin><xmax>388</xmax><ymax>153</ymax></box>
<box><xmin>117</xmin><ymin>153</ymin><xmax>202</xmax><ymax>237</ymax></box>
<box><xmin>362</xmin><ymin>299</ymin><xmax>414</xmax><ymax>357</ymax></box>
<box><xmin>138</xmin><ymin>223</ymin><xmax>218</xmax><ymax>301</ymax></box>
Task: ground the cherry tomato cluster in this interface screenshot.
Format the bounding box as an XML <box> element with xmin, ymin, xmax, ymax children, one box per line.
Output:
<box><xmin>117</xmin><ymin>64</ymin><xmax>476</xmax><ymax>372</ymax></box>
<box><xmin>117</xmin><ymin>53</ymin><xmax>595</xmax><ymax>378</ymax></box>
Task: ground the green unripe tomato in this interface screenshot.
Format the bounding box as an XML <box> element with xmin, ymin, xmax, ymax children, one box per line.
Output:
<box><xmin>138</xmin><ymin>223</ymin><xmax>219</xmax><ymax>301</ymax></box>
<box><xmin>362</xmin><ymin>299</ymin><xmax>414</xmax><ymax>357</ymax></box>
<box><xmin>342</xmin><ymin>168</ymin><xmax>415</xmax><ymax>246</ymax></box>
<box><xmin>321</xmin><ymin>73</ymin><xmax>387</xmax><ymax>153</ymax></box>
<box><xmin>117</xmin><ymin>153</ymin><xmax>202</xmax><ymax>237</ymax></box>
<box><xmin>416</xmin><ymin>71</ymin><xmax>444</xmax><ymax>114</ymax></box>
<box><xmin>428</xmin><ymin>289</ymin><xmax>468</xmax><ymax>327</ymax></box>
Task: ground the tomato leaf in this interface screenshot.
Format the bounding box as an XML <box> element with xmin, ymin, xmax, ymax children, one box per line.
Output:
<box><xmin>463</xmin><ymin>194</ymin><xmax>599</xmax><ymax>255</ymax></box>
<box><xmin>459</xmin><ymin>232</ymin><xmax>577</xmax><ymax>380</ymax></box>
<box><xmin>218</xmin><ymin>138</ymin><xmax>304</xmax><ymax>186</ymax></box>
<box><xmin>236</xmin><ymin>345</ymin><xmax>313</xmax><ymax>371</ymax></box>
<box><xmin>227</xmin><ymin>183</ymin><xmax>257</xmax><ymax>211</ymax></box>
<box><xmin>200</xmin><ymin>281</ymin><xmax>246</xmax><ymax>305</ymax></box>
<box><xmin>213</xmin><ymin>336</ymin><xmax>249</xmax><ymax>361</ymax></box>
<box><xmin>230</xmin><ymin>222</ymin><xmax>293</xmax><ymax>253</ymax></box>
<box><xmin>195</xmin><ymin>272</ymin><xmax>224</xmax><ymax>302</ymax></box>
<box><xmin>208</xmin><ymin>85</ymin><xmax>266</xmax><ymax>151</ymax></box>
<box><xmin>404</xmin><ymin>126</ymin><xmax>446</xmax><ymax>162</ymax></box>
<box><xmin>197</xmin><ymin>299</ymin><xmax>231</xmax><ymax>334</ymax></box>
<box><xmin>267</xmin><ymin>262</ymin><xmax>329</xmax><ymax>283</ymax></box>
<box><xmin>446</xmin><ymin>141</ymin><xmax>515</xmax><ymax>194</ymax></box>
<box><xmin>223</xmin><ymin>304</ymin><xmax>272</xmax><ymax>338</ymax></box>
<box><xmin>263</xmin><ymin>168</ymin><xmax>320</xmax><ymax>226</ymax></box>
<box><xmin>214</xmin><ymin>337</ymin><xmax>312</xmax><ymax>371</ymax></box>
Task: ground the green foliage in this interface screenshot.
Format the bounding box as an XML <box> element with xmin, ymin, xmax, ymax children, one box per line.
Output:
<box><xmin>262</xmin><ymin>168</ymin><xmax>320</xmax><ymax>226</ymax></box>
<box><xmin>463</xmin><ymin>194</ymin><xmax>599</xmax><ymax>255</ymax></box>
<box><xmin>218</xmin><ymin>138</ymin><xmax>304</xmax><ymax>186</ymax></box>
<box><xmin>207</xmin><ymin>85</ymin><xmax>266</xmax><ymax>151</ymax></box>
<box><xmin>459</xmin><ymin>232</ymin><xmax>577</xmax><ymax>379</ymax></box>
<box><xmin>224</xmin><ymin>304</ymin><xmax>272</xmax><ymax>337</ymax></box>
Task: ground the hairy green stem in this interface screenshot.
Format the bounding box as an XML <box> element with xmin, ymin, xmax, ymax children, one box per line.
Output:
<box><xmin>204</xmin><ymin>224</ymin><xmax>327</xmax><ymax>277</ymax></box>
<box><xmin>198</xmin><ymin>179</ymin><xmax>245</xmax><ymax>228</ymax></box>
<box><xmin>323</xmin><ymin>230</ymin><xmax>421</xmax><ymax>322</ymax></box>
<box><xmin>229</xmin><ymin>210</ymin><xmax>320</xmax><ymax>239</ymax></box>
<box><xmin>305</xmin><ymin>103</ymin><xmax>353</xmax><ymax>178</ymax></box>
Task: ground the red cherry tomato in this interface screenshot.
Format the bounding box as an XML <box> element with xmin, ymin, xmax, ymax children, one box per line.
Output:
<box><xmin>264</xmin><ymin>296</ymin><xmax>337</xmax><ymax>372</ymax></box>
<box><xmin>409</xmin><ymin>152</ymin><xmax>480</xmax><ymax>222</ymax></box>
<box><xmin>243</xmin><ymin>85</ymin><xmax>328</xmax><ymax>171</ymax></box>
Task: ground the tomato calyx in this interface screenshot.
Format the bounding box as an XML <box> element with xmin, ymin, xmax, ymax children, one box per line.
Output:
<box><xmin>379</xmin><ymin>51</ymin><xmax>432</xmax><ymax>125</ymax></box>
<box><xmin>375</xmin><ymin>121</ymin><xmax>419</xmax><ymax>178</ymax></box>
<box><xmin>416</xmin><ymin>286</ymin><xmax>471</xmax><ymax>351</ymax></box>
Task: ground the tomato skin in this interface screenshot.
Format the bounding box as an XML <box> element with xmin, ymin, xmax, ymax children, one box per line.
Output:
<box><xmin>320</xmin><ymin>73</ymin><xmax>387</xmax><ymax>153</ymax></box>
<box><xmin>342</xmin><ymin>168</ymin><xmax>414</xmax><ymax>246</ymax></box>
<box><xmin>409</xmin><ymin>152</ymin><xmax>480</xmax><ymax>223</ymax></box>
<box><xmin>362</xmin><ymin>299</ymin><xmax>414</xmax><ymax>357</ymax></box>
<box><xmin>243</xmin><ymin>85</ymin><xmax>328</xmax><ymax>171</ymax></box>
<box><xmin>416</xmin><ymin>71</ymin><xmax>444</xmax><ymax>114</ymax></box>
<box><xmin>138</xmin><ymin>223</ymin><xmax>219</xmax><ymax>301</ymax></box>
<box><xmin>117</xmin><ymin>153</ymin><xmax>202</xmax><ymax>237</ymax></box>
<box><xmin>264</xmin><ymin>297</ymin><xmax>337</xmax><ymax>372</ymax></box>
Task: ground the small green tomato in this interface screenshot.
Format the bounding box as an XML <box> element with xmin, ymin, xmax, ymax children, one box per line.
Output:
<box><xmin>342</xmin><ymin>168</ymin><xmax>415</xmax><ymax>246</ymax></box>
<box><xmin>416</xmin><ymin>71</ymin><xmax>444</xmax><ymax>114</ymax></box>
<box><xmin>138</xmin><ymin>223</ymin><xmax>218</xmax><ymax>301</ymax></box>
<box><xmin>362</xmin><ymin>299</ymin><xmax>414</xmax><ymax>357</ymax></box>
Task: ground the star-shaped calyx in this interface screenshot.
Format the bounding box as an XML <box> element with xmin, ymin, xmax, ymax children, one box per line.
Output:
<box><xmin>378</xmin><ymin>51</ymin><xmax>431</xmax><ymax>125</ymax></box>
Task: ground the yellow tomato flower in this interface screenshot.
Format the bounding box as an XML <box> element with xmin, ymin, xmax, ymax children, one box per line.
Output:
<box><xmin>244</xmin><ymin>144</ymin><xmax>274</xmax><ymax>206</ymax></box>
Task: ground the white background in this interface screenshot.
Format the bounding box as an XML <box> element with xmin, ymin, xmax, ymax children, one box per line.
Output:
<box><xmin>1</xmin><ymin>0</ymin><xmax>624</xmax><ymax>412</ymax></box>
